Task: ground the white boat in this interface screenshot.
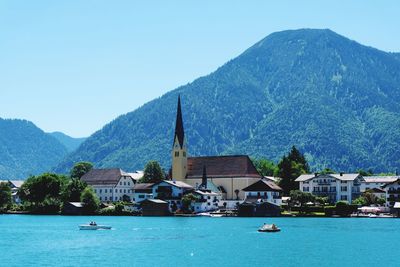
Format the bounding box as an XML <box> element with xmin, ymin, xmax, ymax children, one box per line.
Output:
<box><xmin>258</xmin><ymin>224</ymin><xmax>280</xmax><ymax>233</ymax></box>
<box><xmin>79</xmin><ymin>222</ymin><xmax>112</xmax><ymax>230</ymax></box>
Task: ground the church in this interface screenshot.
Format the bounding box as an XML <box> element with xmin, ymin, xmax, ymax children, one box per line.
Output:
<box><xmin>171</xmin><ymin>96</ymin><xmax>263</xmax><ymax>200</ymax></box>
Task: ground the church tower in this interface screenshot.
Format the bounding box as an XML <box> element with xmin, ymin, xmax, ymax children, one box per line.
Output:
<box><xmin>171</xmin><ymin>96</ymin><xmax>187</xmax><ymax>181</ymax></box>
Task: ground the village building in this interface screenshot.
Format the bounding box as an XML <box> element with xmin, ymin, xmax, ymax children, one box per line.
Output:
<box><xmin>0</xmin><ymin>180</ymin><xmax>24</xmax><ymax>204</ymax></box>
<box><xmin>361</xmin><ymin>176</ymin><xmax>398</xmax><ymax>192</ymax></box>
<box><xmin>170</xmin><ymin>96</ymin><xmax>265</xmax><ymax>201</ymax></box>
<box><xmin>242</xmin><ymin>178</ymin><xmax>283</xmax><ymax>206</ymax></box>
<box><xmin>62</xmin><ymin>202</ymin><xmax>84</xmax><ymax>215</ymax></box>
<box><xmin>133</xmin><ymin>183</ymin><xmax>154</xmax><ymax>203</ymax></box>
<box><xmin>192</xmin><ymin>190</ymin><xmax>221</xmax><ymax>213</ymax></box>
<box><xmin>81</xmin><ymin>168</ymin><xmax>136</xmax><ymax>202</ymax></box>
<box><xmin>382</xmin><ymin>179</ymin><xmax>400</xmax><ymax>208</ymax></box>
<box><xmin>295</xmin><ymin>173</ymin><xmax>364</xmax><ymax>203</ymax></box>
<box><xmin>151</xmin><ymin>180</ymin><xmax>194</xmax><ymax>211</ymax></box>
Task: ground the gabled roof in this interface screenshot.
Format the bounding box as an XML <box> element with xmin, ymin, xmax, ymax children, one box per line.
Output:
<box><xmin>81</xmin><ymin>168</ymin><xmax>131</xmax><ymax>185</ymax></box>
<box><xmin>194</xmin><ymin>190</ymin><xmax>219</xmax><ymax>196</ymax></box>
<box><xmin>367</xmin><ymin>188</ymin><xmax>385</xmax><ymax>193</ymax></box>
<box><xmin>382</xmin><ymin>178</ymin><xmax>400</xmax><ymax>188</ymax></box>
<box><xmin>186</xmin><ymin>155</ymin><xmax>262</xmax><ymax>179</ymax></box>
<box><xmin>127</xmin><ymin>171</ymin><xmax>144</xmax><ymax>181</ymax></box>
<box><xmin>296</xmin><ymin>173</ymin><xmax>361</xmax><ymax>182</ymax></box>
<box><xmin>8</xmin><ymin>180</ymin><xmax>24</xmax><ymax>188</ymax></box>
<box><xmin>133</xmin><ymin>183</ymin><xmax>154</xmax><ymax>193</ymax></box>
<box><xmin>155</xmin><ymin>180</ymin><xmax>193</xmax><ymax>189</ymax></box>
<box><xmin>68</xmin><ymin>202</ymin><xmax>83</xmax><ymax>208</ymax></box>
<box><xmin>364</xmin><ymin>176</ymin><xmax>399</xmax><ymax>184</ymax></box>
<box><xmin>242</xmin><ymin>179</ymin><xmax>283</xmax><ymax>192</ymax></box>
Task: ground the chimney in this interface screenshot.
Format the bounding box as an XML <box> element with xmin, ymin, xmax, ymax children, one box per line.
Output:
<box><xmin>340</xmin><ymin>172</ymin><xmax>343</xmax><ymax>177</ymax></box>
<box><xmin>314</xmin><ymin>173</ymin><xmax>319</xmax><ymax>177</ymax></box>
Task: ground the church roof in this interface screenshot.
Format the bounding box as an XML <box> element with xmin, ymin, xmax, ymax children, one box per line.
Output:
<box><xmin>174</xmin><ymin>96</ymin><xmax>185</xmax><ymax>148</ymax></box>
<box><xmin>186</xmin><ymin>155</ymin><xmax>262</xmax><ymax>179</ymax></box>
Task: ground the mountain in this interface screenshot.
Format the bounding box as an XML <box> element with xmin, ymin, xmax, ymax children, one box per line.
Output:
<box><xmin>0</xmin><ymin>119</ymin><xmax>68</xmax><ymax>179</ymax></box>
<box><xmin>55</xmin><ymin>29</ymin><xmax>400</xmax><ymax>174</ymax></box>
<box><xmin>49</xmin><ymin>132</ymin><xmax>86</xmax><ymax>152</ymax></box>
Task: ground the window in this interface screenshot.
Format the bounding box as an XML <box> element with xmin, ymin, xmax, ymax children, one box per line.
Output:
<box><xmin>115</xmin><ymin>189</ymin><xmax>117</xmax><ymax>193</ymax></box>
<box><xmin>99</xmin><ymin>197</ymin><xmax>102</xmax><ymax>201</ymax></box>
<box><xmin>99</xmin><ymin>189</ymin><xmax>102</xmax><ymax>193</ymax></box>
<box><xmin>105</xmin><ymin>189</ymin><xmax>107</xmax><ymax>193</ymax></box>
<box><xmin>303</xmin><ymin>187</ymin><xmax>309</xmax><ymax>192</ymax></box>
<box><xmin>128</xmin><ymin>182</ymin><xmax>130</xmax><ymax>186</ymax></box>
<box><xmin>94</xmin><ymin>189</ymin><xmax>97</xmax><ymax>193</ymax></box>
<box><xmin>105</xmin><ymin>197</ymin><xmax>107</xmax><ymax>201</ymax></box>
<box><xmin>175</xmin><ymin>151</ymin><xmax>179</xmax><ymax>157</ymax></box>
<box><xmin>341</xmin><ymin>195</ymin><xmax>348</xmax><ymax>200</ymax></box>
<box><xmin>341</xmin><ymin>186</ymin><xmax>347</xmax><ymax>192</ymax></box>
<box><xmin>183</xmin><ymin>152</ymin><xmax>186</xmax><ymax>157</ymax></box>
<box><xmin>120</xmin><ymin>182</ymin><xmax>122</xmax><ymax>185</ymax></box>
<box><xmin>120</xmin><ymin>189</ymin><xmax>122</xmax><ymax>193</ymax></box>
<box><xmin>124</xmin><ymin>182</ymin><xmax>126</xmax><ymax>186</ymax></box>
<box><xmin>124</xmin><ymin>189</ymin><xmax>126</xmax><ymax>193</ymax></box>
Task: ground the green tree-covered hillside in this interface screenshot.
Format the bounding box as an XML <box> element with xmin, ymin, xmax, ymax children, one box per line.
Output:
<box><xmin>55</xmin><ymin>29</ymin><xmax>400</xmax><ymax>173</ymax></box>
<box><xmin>0</xmin><ymin>119</ymin><xmax>68</xmax><ymax>179</ymax></box>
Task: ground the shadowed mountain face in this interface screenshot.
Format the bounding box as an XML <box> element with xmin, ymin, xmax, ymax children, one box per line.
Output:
<box><xmin>49</xmin><ymin>132</ymin><xmax>86</xmax><ymax>152</ymax></box>
<box><xmin>0</xmin><ymin>119</ymin><xmax>68</xmax><ymax>179</ymax></box>
<box><xmin>55</xmin><ymin>29</ymin><xmax>400</xmax><ymax>173</ymax></box>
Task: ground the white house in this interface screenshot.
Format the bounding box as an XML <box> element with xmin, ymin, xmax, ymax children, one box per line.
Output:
<box><xmin>81</xmin><ymin>168</ymin><xmax>136</xmax><ymax>202</ymax></box>
<box><xmin>151</xmin><ymin>180</ymin><xmax>193</xmax><ymax>211</ymax></box>
<box><xmin>361</xmin><ymin>176</ymin><xmax>398</xmax><ymax>192</ymax></box>
<box><xmin>192</xmin><ymin>190</ymin><xmax>222</xmax><ymax>213</ymax></box>
<box><xmin>242</xmin><ymin>179</ymin><xmax>283</xmax><ymax>206</ymax></box>
<box><xmin>295</xmin><ymin>173</ymin><xmax>364</xmax><ymax>203</ymax></box>
<box><xmin>382</xmin><ymin>179</ymin><xmax>400</xmax><ymax>208</ymax></box>
<box><xmin>132</xmin><ymin>183</ymin><xmax>154</xmax><ymax>203</ymax></box>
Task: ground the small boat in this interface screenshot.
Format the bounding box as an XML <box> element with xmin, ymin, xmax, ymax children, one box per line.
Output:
<box><xmin>258</xmin><ymin>223</ymin><xmax>280</xmax><ymax>233</ymax></box>
<box><xmin>79</xmin><ymin>222</ymin><xmax>112</xmax><ymax>230</ymax></box>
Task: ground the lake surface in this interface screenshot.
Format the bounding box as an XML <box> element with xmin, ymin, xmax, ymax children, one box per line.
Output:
<box><xmin>1</xmin><ymin>215</ymin><xmax>400</xmax><ymax>267</ymax></box>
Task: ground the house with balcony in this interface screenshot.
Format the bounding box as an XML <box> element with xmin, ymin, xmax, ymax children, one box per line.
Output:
<box><xmin>382</xmin><ymin>179</ymin><xmax>400</xmax><ymax>208</ymax></box>
<box><xmin>242</xmin><ymin>179</ymin><xmax>283</xmax><ymax>206</ymax></box>
<box><xmin>151</xmin><ymin>180</ymin><xmax>194</xmax><ymax>212</ymax></box>
<box><xmin>133</xmin><ymin>183</ymin><xmax>154</xmax><ymax>203</ymax></box>
<box><xmin>192</xmin><ymin>190</ymin><xmax>222</xmax><ymax>213</ymax></box>
<box><xmin>295</xmin><ymin>173</ymin><xmax>364</xmax><ymax>203</ymax></box>
<box><xmin>81</xmin><ymin>168</ymin><xmax>136</xmax><ymax>203</ymax></box>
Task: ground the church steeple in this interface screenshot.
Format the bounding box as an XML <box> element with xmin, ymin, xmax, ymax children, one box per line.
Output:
<box><xmin>171</xmin><ymin>95</ymin><xmax>187</xmax><ymax>181</ymax></box>
<box><xmin>174</xmin><ymin>95</ymin><xmax>185</xmax><ymax>148</ymax></box>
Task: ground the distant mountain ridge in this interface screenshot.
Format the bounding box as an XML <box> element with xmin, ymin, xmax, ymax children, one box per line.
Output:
<box><xmin>0</xmin><ymin>118</ymin><xmax>68</xmax><ymax>179</ymax></box>
<box><xmin>49</xmin><ymin>132</ymin><xmax>86</xmax><ymax>152</ymax></box>
<box><xmin>55</xmin><ymin>29</ymin><xmax>400</xmax><ymax>173</ymax></box>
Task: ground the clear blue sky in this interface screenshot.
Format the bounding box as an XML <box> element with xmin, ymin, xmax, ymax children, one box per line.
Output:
<box><xmin>1</xmin><ymin>0</ymin><xmax>399</xmax><ymax>137</ymax></box>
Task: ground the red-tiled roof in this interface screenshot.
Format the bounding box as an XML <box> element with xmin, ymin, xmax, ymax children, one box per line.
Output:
<box><xmin>186</xmin><ymin>155</ymin><xmax>262</xmax><ymax>179</ymax></box>
<box><xmin>242</xmin><ymin>179</ymin><xmax>283</xmax><ymax>192</ymax></box>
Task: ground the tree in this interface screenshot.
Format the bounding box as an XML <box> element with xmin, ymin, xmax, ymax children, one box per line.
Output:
<box><xmin>315</xmin><ymin>196</ymin><xmax>329</xmax><ymax>206</ymax></box>
<box><xmin>357</xmin><ymin>169</ymin><xmax>374</xmax><ymax>176</ymax></box>
<box><xmin>278</xmin><ymin>146</ymin><xmax>310</xmax><ymax>195</ymax></box>
<box><xmin>80</xmin><ymin>187</ymin><xmax>100</xmax><ymax>214</ymax></box>
<box><xmin>0</xmin><ymin>182</ymin><xmax>12</xmax><ymax>211</ymax></box>
<box><xmin>62</xmin><ymin>178</ymin><xmax>87</xmax><ymax>203</ymax></box>
<box><xmin>289</xmin><ymin>190</ymin><xmax>316</xmax><ymax>209</ymax></box>
<box><xmin>19</xmin><ymin>173</ymin><xmax>68</xmax><ymax>213</ymax></box>
<box><xmin>70</xmin><ymin>162</ymin><xmax>93</xmax><ymax>179</ymax></box>
<box><xmin>252</xmin><ymin>158</ymin><xmax>278</xmax><ymax>177</ymax></box>
<box><xmin>139</xmin><ymin>161</ymin><xmax>165</xmax><ymax>183</ymax></box>
<box><xmin>181</xmin><ymin>193</ymin><xmax>197</xmax><ymax>213</ymax></box>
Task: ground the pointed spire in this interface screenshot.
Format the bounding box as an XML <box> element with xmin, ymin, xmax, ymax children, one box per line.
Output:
<box><xmin>174</xmin><ymin>95</ymin><xmax>185</xmax><ymax>148</ymax></box>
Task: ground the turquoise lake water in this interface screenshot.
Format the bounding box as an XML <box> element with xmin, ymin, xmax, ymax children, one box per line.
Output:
<box><xmin>1</xmin><ymin>215</ymin><xmax>400</xmax><ymax>267</ymax></box>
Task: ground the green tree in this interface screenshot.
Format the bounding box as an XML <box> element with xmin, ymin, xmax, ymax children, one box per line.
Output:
<box><xmin>289</xmin><ymin>190</ymin><xmax>316</xmax><ymax>209</ymax></box>
<box><xmin>278</xmin><ymin>146</ymin><xmax>309</xmax><ymax>195</ymax></box>
<box><xmin>62</xmin><ymin>178</ymin><xmax>87</xmax><ymax>202</ymax></box>
<box><xmin>70</xmin><ymin>162</ymin><xmax>93</xmax><ymax>179</ymax></box>
<box><xmin>357</xmin><ymin>169</ymin><xmax>374</xmax><ymax>176</ymax></box>
<box><xmin>320</xmin><ymin>168</ymin><xmax>335</xmax><ymax>174</ymax></box>
<box><xmin>19</xmin><ymin>173</ymin><xmax>68</xmax><ymax>213</ymax></box>
<box><xmin>139</xmin><ymin>161</ymin><xmax>165</xmax><ymax>183</ymax></box>
<box><xmin>0</xmin><ymin>182</ymin><xmax>12</xmax><ymax>211</ymax></box>
<box><xmin>80</xmin><ymin>187</ymin><xmax>100</xmax><ymax>214</ymax></box>
<box><xmin>252</xmin><ymin>158</ymin><xmax>278</xmax><ymax>177</ymax></box>
<box><xmin>181</xmin><ymin>193</ymin><xmax>198</xmax><ymax>213</ymax></box>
